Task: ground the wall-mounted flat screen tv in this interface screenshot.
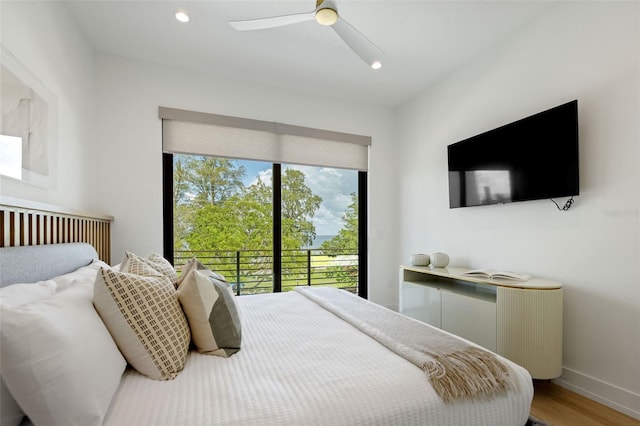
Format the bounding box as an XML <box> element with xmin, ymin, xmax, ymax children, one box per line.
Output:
<box><xmin>447</xmin><ymin>100</ymin><xmax>579</xmax><ymax>209</ymax></box>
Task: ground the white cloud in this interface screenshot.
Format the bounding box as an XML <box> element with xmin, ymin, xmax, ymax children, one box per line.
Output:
<box><xmin>257</xmin><ymin>169</ymin><xmax>272</xmax><ymax>186</ymax></box>
<box><xmin>287</xmin><ymin>165</ymin><xmax>357</xmax><ymax>235</ymax></box>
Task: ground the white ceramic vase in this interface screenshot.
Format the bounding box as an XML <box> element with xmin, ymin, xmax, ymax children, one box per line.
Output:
<box><xmin>409</xmin><ymin>253</ymin><xmax>430</xmax><ymax>266</ymax></box>
<box><xmin>431</xmin><ymin>252</ymin><xmax>450</xmax><ymax>268</ymax></box>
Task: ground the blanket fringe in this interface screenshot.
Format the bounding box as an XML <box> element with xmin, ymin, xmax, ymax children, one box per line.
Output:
<box><xmin>423</xmin><ymin>347</ymin><xmax>514</xmax><ymax>403</ymax></box>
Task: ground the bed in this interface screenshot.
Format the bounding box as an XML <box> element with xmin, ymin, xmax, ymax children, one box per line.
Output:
<box><xmin>0</xmin><ymin>204</ymin><xmax>534</xmax><ymax>426</ymax></box>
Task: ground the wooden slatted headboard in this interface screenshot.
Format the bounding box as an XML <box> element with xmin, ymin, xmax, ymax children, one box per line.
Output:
<box><xmin>0</xmin><ymin>196</ymin><xmax>114</xmax><ymax>264</ymax></box>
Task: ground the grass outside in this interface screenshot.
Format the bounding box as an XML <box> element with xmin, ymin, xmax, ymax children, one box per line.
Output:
<box><xmin>237</xmin><ymin>254</ymin><xmax>357</xmax><ymax>295</ymax></box>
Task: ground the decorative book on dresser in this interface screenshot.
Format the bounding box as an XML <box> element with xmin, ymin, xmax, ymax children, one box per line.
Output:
<box><xmin>399</xmin><ymin>265</ymin><xmax>563</xmax><ymax>379</ymax></box>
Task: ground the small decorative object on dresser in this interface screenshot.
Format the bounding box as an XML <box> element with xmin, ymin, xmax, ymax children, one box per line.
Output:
<box><xmin>431</xmin><ymin>252</ymin><xmax>450</xmax><ymax>268</ymax></box>
<box><xmin>409</xmin><ymin>253</ymin><xmax>430</xmax><ymax>266</ymax></box>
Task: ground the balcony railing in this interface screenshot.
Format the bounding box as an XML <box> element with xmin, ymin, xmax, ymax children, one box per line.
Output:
<box><xmin>174</xmin><ymin>249</ymin><xmax>359</xmax><ymax>296</ymax></box>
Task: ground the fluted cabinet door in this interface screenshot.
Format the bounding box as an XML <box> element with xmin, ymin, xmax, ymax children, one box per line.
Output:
<box><xmin>497</xmin><ymin>287</ymin><xmax>563</xmax><ymax>379</ymax></box>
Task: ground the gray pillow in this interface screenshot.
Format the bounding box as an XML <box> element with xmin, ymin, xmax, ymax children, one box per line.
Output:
<box><xmin>178</xmin><ymin>268</ymin><xmax>241</xmax><ymax>357</ymax></box>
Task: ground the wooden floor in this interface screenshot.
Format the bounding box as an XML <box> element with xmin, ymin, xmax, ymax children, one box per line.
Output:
<box><xmin>530</xmin><ymin>380</ymin><xmax>640</xmax><ymax>426</ymax></box>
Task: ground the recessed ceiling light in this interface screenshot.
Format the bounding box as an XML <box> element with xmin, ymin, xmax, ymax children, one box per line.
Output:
<box><xmin>371</xmin><ymin>61</ymin><xmax>382</xmax><ymax>70</ymax></box>
<box><xmin>175</xmin><ymin>10</ymin><xmax>190</xmax><ymax>23</ymax></box>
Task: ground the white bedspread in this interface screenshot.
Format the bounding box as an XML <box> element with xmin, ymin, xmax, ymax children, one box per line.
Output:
<box><xmin>104</xmin><ymin>291</ymin><xmax>533</xmax><ymax>426</ymax></box>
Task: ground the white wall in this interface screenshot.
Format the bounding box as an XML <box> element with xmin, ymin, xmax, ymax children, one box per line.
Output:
<box><xmin>89</xmin><ymin>54</ymin><xmax>399</xmax><ymax>306</ymax></box>
<box><xmin>0</xmin><ymin>0</ymin><xmax>399</xmax><ymax>308</ymax></box>
<box><xmin>396</xmin><ymin>1</ymin><xmax>639</xmax><ymax>418</ymax></box>
<box><xmin>0</xmin><ymin>1</ymin><xmax>95</xmax><ymax>208</ymax></box>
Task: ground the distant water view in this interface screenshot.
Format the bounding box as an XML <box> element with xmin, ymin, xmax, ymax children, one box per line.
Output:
<box><xmin>304</xmin><ymin>235</ymin><xmax>336</xmax><ymax>249</ymax></box>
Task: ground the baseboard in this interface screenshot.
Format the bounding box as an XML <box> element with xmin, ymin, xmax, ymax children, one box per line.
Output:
<box><xmin>553</xmin><ymin>367</ymin><xmax>640</xmax><ymax>420</ymax></box>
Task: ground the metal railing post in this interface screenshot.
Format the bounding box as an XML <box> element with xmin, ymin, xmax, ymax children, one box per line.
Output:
<box><xmin>236</xmin><ymin>251</ymin><xmax>241</xmax><ymax>296</ymax></box>
<box><xmin>307</xmin><ymin>249</ymin><xmax>311</xmax><ymax>286</ymax></box>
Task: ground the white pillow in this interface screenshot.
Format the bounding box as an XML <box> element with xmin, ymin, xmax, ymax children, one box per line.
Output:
<box><xmin>0</xmin><ymin>377</ymin><xmax>23</xmax><ymax>426</ymax></box>
<box><xmin>0</xmin><ymin>280</ymin><xmax>57</xmax><ymax>307</ymax></box>
<box><xmin>0</xmin><ymin>260</ymin><xmax>109</xmax><ymax>426</ymax></box>
<box><xmin>0</xmin><ymin>260</ymin><xmax>108</xmax><ymax>308</ymax></box>
<box><xmin>0</xmin><ymin>284</ymin><xmax>127</xmax><ymax>426</ymax></box>
<box><xmin>120</xmin><ymin>251</ymin><xmax>178</xmax><ymax>284</ymax></box>
<box><xmin>0</xmin><ymin>279</ymin><xmax>58</xmax><ymax>426</ymax></box>
<box><xmin>93</xmin><ymin>266</ymin><xmax>191</xmax><ymax>380</ymax></box>
<box><xmin>51</xmin><ymin>259</ymin><xmax>111</xmax><ymax>292</ymax></box>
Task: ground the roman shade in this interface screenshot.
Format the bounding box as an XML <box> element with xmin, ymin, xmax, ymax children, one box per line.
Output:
<box><xmin>159</xmin><ymin>107</ymin><xmax>370</xmax><ymax>171</ymax></box>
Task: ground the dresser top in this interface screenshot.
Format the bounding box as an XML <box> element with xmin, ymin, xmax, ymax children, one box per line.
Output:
<box><xmin>401</xmin><ymin>265</ymin><xmax>562</xmax><ymax>290</ymax></box>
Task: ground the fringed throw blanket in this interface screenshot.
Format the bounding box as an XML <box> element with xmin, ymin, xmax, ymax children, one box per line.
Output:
<box><xmin>295</xmin><ymin>287</ymin><xmax>517</xmax><ymax>403</ymax></box>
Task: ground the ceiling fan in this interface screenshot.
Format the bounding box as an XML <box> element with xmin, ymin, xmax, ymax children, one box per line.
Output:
<box><xmin>229</xmin><ymin>0</ymin><xmax>383</xmax><ymax>70</ymax></box>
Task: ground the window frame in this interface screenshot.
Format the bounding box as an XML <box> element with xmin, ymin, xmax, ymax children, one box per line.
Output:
<box><xmin>162</xmin><ymin>154</ymin><xmax>367</xmax><ymax>297</ymax></box>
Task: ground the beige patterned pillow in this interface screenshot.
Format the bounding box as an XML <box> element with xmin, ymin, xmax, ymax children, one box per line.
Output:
<box><xmin>93</xmin><ymin>267</ymin><xmax>191</xmax><ymax>380</ymax></box>
<box><xmin>121</xmin><ymin>254</ymin><xmax>160</xmax><ymax>277</ymax></box>
<box><xmin>147</xmin><ymin>253</ymin><xmax>179</xmax><ymax>283</ymax></box>
<box><xmin>121</xmin><ymin>251</ymin><xmax>179</xmax><ymax>284</ymax></box>
<box><xmin>178</xmin><ymin>268</ymin><xmax>241</xmax><ymax>357</ymax></box>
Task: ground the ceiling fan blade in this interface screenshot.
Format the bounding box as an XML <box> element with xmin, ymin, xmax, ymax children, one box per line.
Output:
<box><xmin>331</xmin><ymin>17</ymin><xmax>384</xmax><ymax>68</ymax></box>
<box><xmin>229</xmin><ymin>11</ymin><xmax>316</xmax><ymax>31</ymax></box>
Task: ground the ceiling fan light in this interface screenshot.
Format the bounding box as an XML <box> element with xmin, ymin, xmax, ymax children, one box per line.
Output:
<box><xmin>174</xmin><ymin>10</ymin><xmax>190</xmax><ymax>23</ymax></box>
<box><xmin>371</xmin><ymin>61</ymin><xmax>382</xmax><ymax>70</ymax></box>
<box><xmin>315</xmin><ymin>8</ymin><xmax>338</xmax><ymax>26</ymax></box>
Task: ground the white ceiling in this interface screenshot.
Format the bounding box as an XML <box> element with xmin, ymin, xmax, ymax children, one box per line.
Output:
<box><xmin>64</xmin><ymin>1</ymin><xmax>555</xmax><ymax>108</ymax></box>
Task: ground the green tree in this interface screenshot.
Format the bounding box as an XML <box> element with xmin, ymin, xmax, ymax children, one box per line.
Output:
<box><xmin>173</xmin><ymin>156</ymin><xmax>246</xmax><ymax>252</ymax></box>
<box><xmin>236</xmin><ymin>178</ymin><xmax>273</xmax><ymax>251</ymax></box>
<box><xmin>280</xmin><ymin>169</ymin><xmax>322</xmax><ymax>290</ymax></box>
<box><xmin>320</xmin><ymin>192</ymin><xmax>359</xmax><ymax>289</ymax></box>
<box><xmin>321</xmin><ymin>192</ymin><xmax>358</xmax><ymax>253</ymax></box>
<box><xmin>182</xmin><ymin>156</ymin><xmax>245</xmax><ymax>206</ymax></box>
<box><xmin>176</xmin><ymin>157</ymin><xmax>323</xmax><ymax>293</ymax></box>
<box><xmin>173</xmin><ymin>156</ymin><xmax>190</xmax><ymax>204</ymax></box>
<box><xmin>173</xmin><ymin>157</ymin><xmax>195</xmax><ymax>251</ymax></box>
<box><xmin>281</xmin><ymin>169</ymin><xmax>322</xmax><ymax>249</ymax></box>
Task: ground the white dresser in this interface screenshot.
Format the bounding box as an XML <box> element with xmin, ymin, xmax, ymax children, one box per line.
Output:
<box><xmin>399</xmin><ymin>265</ymin><xmax>563</xmax><ymax>379</ymax></box>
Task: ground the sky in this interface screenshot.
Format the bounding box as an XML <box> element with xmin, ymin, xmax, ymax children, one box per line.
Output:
<box><xmin>240</xmin><ymin>159</ymin><xmax>357</xmax><ymax>236</ymax></box>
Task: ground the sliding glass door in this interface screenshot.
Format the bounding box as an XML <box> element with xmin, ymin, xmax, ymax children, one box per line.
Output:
<box><xmin>163</xmin><ymin>154</ymin><xmax>366</xmax><ymax>296</ymax></box>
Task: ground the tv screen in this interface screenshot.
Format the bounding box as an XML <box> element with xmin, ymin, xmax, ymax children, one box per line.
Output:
<box><xmin>447</xmin><ymin>100</ymin><xmax>579</xmax><ymax>208</ymax></box>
